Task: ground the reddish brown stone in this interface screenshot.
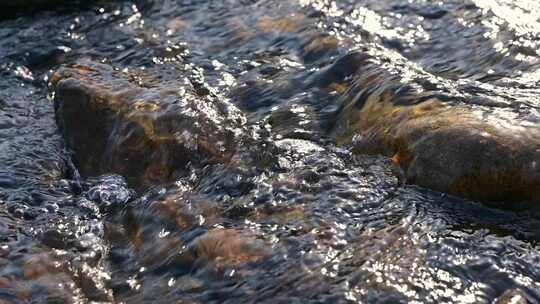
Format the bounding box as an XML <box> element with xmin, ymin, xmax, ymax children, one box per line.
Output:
<box><xmin>332</xmin><ymin>53</ymin><xmax>540</xmax><ymax>204</ymax></box>
<box><xmin>51</xmin><ymin>61</ymin><xmax>245</xmax><ymax>189</ymax></box>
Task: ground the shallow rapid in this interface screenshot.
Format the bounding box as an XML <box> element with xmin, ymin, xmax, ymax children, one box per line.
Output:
<box><xmin>1</xmin><ymin>0</ymin><xmax>540</xmax><ymax>303</ymax></box>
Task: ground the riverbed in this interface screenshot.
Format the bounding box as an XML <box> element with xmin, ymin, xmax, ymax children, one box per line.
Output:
<box><xmin>1</xmin><ymin>0</ymin><xmax>540</xmax><ymax>303</ymax></box>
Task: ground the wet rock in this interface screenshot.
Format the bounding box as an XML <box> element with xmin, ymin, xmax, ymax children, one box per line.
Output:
<box><xmin>44</xmin><ymin>202</ymin><xmax>59</xmax><ymax>213</ymax></box>
<box><xmin>268</xmin><ymin>102</ymin><xmax>322</xmax><ymax>141</ymax></box>
<box><xmin>105</xmin><ymin>182</ymin><xmax>272</xmax><ymax>282</ymax></box>
<box><xmin>75</xmin><ymin>269</ymin><xmax>113</xmax><ymax>303</ymax></box>
<box><xmin>496</xmin><ymin>289</ymin><xmax>532</xmax><ymax>304</ymax></box>
<box><xmin>40</xmin><ymin>229</ymin><xmax>67</xmax><ymax>249</ymax></box>
<box><xmin>20</xmin><ymin>46</ymin><xmax>70</xmax><ymax>70</ymax></box>
<box><xmin>6</xmin><ymin>203</ymin><xmax>27</xmax><ymax>219</ymax></box>
<box><xmin>137</xmin><ymin>187</ymin><xmax>221</xmax><ymax>230</ymax></box>
<box><xmin>86</xmin><ymin>174</ymin><xmax>134</xmax><ymax>211</ymax></box>
<box><xmin>191</xmin><ymin>229</ymin><xmax>267</xmax><ymax>267</ymax></box>
<box><xmin>76</xmin><ymin>197</ymin><xmax>101</xmax><ymax>217</ymax></box>
<box><xmin>0</xmin><ymin>277</ymin><xmax>11</xmax><ymax>289</ymax></box>
<box><xmin>418</xmin><ymin>8</ymin><xmax>448</xmax><ymax>19</ymax></box>
<box><xmin>22</xmin><ymin>207</ymin><xmax>42</xmax><ymax>220</ymax></box>
<box><xmin>51</xmin><ymin>60</ymin><xmax>245</xmax><ymax>189</ymax></box>
<box><xmin>301</xmin><ymin>34</ymin><xmax>340</xmax><ymax>63</ymax></box>
<box><xmin>310</xmin><ymin>52</ymin><xmax>369</xmax><ymax>88</ymax></box>
<box><xmin>3</xmin><ymin>250</ymin><xmax>81</xmax><ymax>303</ymax></box>
<box><xmin>256</xmin><ymin>14</ymin><xmax>307</xmax><ymax>34</ymax></box>
<box><xmin>332</xmin><ymin>52</ymin><xmax>540</xmax><ymax>204</ymax></box>
<box><xmin>108</xmin><ymin>188</ymin><xmax>216</xmax><ymax>271</ymax></box>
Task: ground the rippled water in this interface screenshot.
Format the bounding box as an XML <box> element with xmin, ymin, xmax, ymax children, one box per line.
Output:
<box><xmin>1</xmin><ymin>0</ymin><xmax>540</xmax><ymax>303</ymax></box>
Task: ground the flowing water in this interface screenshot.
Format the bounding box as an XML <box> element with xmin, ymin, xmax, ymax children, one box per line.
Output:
<box><xmin>1</xmin><ymin>0</ymin><xmax>540</xmax><ymax>303</ymax></box>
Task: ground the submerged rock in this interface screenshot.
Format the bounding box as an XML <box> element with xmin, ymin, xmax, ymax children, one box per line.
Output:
<box><xmin>496</xmin><ymin>289</ymin><xmax>533</xmax><ymax>304</ymax></box>
<box><xmin>105</xmin><ymin>185</ymin><xmax>270</xmax><ymax>283</ymax></box>
<box><xmin>51</xmin><ymin>61</ymin><xmax>245</xmax><ymax>189</ymax></box>
<box><xmin>331</xmin><ymin>52</ymin><xmax>540</xmax><ymax>204</ymax></box>
<box><xmin>85</xmin><ymin>174</ymin><xmax>134</xmax><ymax>212</ymax></box>
<box><xmin>190</xmin><ymin>229</ymin><xmax>267</xmax><ymax>267</ymax></box>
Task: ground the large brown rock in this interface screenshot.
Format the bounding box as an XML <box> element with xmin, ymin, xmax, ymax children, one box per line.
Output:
<box><xmin>0</xmin><ymin>0</ymin><xmax>87</xmax><ymax>17</ymax></box>
<box><xmin>331</xmin><ymin>53</ymin><xmax>540</xmax><ymax>204</ymax></box>
<box><xmin>51</xmin><ymin>61</ymin><xmax>245</xmax><ymax>189</ymax></box>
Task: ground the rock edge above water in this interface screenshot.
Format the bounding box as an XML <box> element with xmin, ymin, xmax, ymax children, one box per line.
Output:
<box><xmin>332</xmin><ymin>52</ymin><xmax>540</xmax><ymax>205</ymax></box>
<box><xmin>51</xmin><ymin>60</ymin><xmax>244</xmax><ymax>189</ymax></box>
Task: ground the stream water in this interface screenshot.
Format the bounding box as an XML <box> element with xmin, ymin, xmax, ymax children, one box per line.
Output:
<box><xmin>1</xmin><ymin>0</ymin><xmax>540</xmax><ymax>303</ymax></box>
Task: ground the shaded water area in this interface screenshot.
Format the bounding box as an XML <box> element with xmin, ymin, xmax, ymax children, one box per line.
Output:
<box><xmin>1</xmin><ymin>0</ymin><xmax>540</xmax><ymax>303</ymax></box>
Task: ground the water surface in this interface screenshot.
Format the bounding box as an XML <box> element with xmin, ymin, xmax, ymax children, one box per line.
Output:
<box><xmin>1</xmin><ymin>0</ymin><xmax>540</xmax><ymax>303</ymax></box>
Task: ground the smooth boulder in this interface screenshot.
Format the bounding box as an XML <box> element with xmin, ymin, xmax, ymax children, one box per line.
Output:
<box><xmin>51</xmin><ymin>61</ymin><xmax>245</xmax><ymax>189</ymax></box>
<box><xmin>331</xmin><ymin>52</ymin><xmax>540</xmax><ymax>204</ymax></box>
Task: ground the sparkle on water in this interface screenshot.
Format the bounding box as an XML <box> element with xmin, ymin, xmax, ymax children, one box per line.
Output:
<box><xmin>0</xmin><ymin>0</ymin><xmax>540</xmax><ymax>303</ymax></box>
